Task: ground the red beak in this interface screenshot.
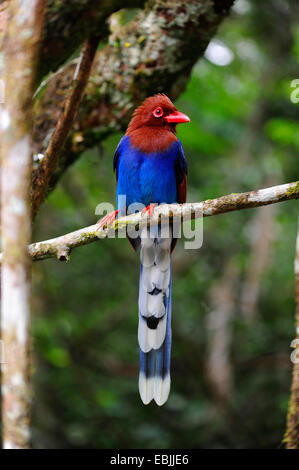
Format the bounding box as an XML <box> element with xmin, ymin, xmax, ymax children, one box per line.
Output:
<box><xmin>165</xmin><ymin>110</ymin><xmax>190</xmax><ymax>124</ymax></box>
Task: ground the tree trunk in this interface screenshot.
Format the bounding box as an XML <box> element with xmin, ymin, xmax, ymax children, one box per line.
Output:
<box><xmin>206</xmin><ymin>260</ymin><xmax>237</xmax><ymax>402</ymax></box>
<box><xmin>284</xmin><ymin>220</ymin><xmax>299</xmax><ymax>449</ymax></box>
<box><xmin>241</xmin><ymin>204</ymin><xmax>276</xmax><ymax>322</ymax></box>
<box><xmin>1</xmin><ymin>0</ymin><xmax>45</xmax><ymax>449</ymax></box>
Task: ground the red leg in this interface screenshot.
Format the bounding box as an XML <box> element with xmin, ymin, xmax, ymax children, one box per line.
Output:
<box><xmin>142</xmin><ymin>203</ymin><xmax>157</xmax><ymax>217</ymax></box>
<box><xmin>97</xmin><ymin>210</ymin><xmax>119</xmax><ymax>230</ymax></box>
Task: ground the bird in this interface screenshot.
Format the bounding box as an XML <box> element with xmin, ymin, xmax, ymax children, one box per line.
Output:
<box><xmin>99</xmin><ymin>94</ymin><xmax>190</xmax><ymax>405</ymax></box>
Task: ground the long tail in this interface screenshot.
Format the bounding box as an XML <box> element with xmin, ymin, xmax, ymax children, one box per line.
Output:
<box><xmin>138</xmin><ymin>226</ymin><xmax>172</xmax><ymax>406</ymax></box>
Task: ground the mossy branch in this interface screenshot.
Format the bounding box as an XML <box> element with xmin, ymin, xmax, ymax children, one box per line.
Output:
<box><xmin>38</xmin><ymin>0</ymin><xmax>145</xmax><ymax>80</ymax></box>
<box><xmin>31</xmin><ymin>36</ymin><xmax>100</xmax><ymax>217</ymax></box>
<box><xmin>1</xmin><ymin>181</ymin><xmax>297</xmax><ymax>264</ymax></box>
<box><xmin>31</xmin><ymin>0</ymin><xmax>234</xmax><ymax>212</ymax></box>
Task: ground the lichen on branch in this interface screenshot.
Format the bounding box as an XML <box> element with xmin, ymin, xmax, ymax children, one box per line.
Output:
<box><xmin>31</xmin><ymin>0</ymin><xmax>234</xmax><ymax>214</ymax></box>
<box><xmin>38</xmin><ymin>0</ymin><xmax>145</xmax><ymax>80</ymax></box>
<box><xmin>31</xmin><ymin>36</ymin><xmax>100</xmax><ymax>217</ymax></box>
<box><xmin>2</xmin><ymin>181</ymin><xmax>296</xmax><ymax>264</ymax></box>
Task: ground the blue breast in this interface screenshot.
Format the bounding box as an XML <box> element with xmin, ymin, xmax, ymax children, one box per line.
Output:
<box><xmin>115</xmin><ymin>135</ymin><xmax>179</xmax><ymax>213</ymax></box>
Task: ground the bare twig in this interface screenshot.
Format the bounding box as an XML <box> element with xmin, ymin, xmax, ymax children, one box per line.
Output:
<box><xmin>1</xmin><ymin>180</ymin><xmax>296</xmax><ymax>264</ymax></box>
<box><xmin>1</xmin><ymin>0</ymin><xmax>45</xmax><ymax>449</ymax></box>
<box><xmin>31</xmin><ymin>36</ymin><xmax>100</xmax><ymax>217</ymax></box>
<box><xmin>284</xmin><ymin>218</ymin><xmax>299</xmax><ymax>449</ymax></box>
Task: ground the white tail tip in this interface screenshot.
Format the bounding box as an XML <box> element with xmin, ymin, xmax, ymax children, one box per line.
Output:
<box><xmin>138</xmin><ymin>373</ymin><xmax>171</xmax><ymax>406</ymax></box>
<box><xmin>139</xmin><ymin>374</ymin><xmax>154</xmax><ymax>405</ymax></box>
<box><xmin>154</xmin><ymin>375</ymin><xmax>171</xmax><ymax>406</ymax></box>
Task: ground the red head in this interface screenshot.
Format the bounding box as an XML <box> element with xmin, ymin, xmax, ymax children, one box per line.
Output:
<box><xmin>127</xmin><ymin>94</ymin><xmax>190</xmax><ymax>133</ymax></box>
<box><xmin>126</xmin><ymin>94</ymin><xmax>190</xmax><ymax>153</ymax></box>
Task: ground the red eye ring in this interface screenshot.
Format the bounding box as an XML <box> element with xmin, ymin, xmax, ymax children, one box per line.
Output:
<box><xmin>153</xmin><ymin>106</ymin><xmax>164</xmax><ymax>118</ymax></box>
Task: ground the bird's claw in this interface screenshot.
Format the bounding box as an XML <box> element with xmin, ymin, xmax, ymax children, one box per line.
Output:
<box><xmin>97</xmin><ymin>210</ymin><xmax>119</xmax><ymax>231</ymax></box>
<box><xmin>142</xmin><ymin>204</ymin><xmax>157</xmax><ymax>218</ymax></box>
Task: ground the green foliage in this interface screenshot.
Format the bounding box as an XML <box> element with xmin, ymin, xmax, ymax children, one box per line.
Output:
<box><xmin>32</xmin><ymin>1</ymin><xmax>298</xmax><ymax>449</ymax></box>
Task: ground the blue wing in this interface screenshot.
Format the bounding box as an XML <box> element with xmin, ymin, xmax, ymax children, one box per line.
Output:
<box><xmin>113</xmin><ymin>135</ymin><xmax>127</xmax><ymax>183</ymax></box>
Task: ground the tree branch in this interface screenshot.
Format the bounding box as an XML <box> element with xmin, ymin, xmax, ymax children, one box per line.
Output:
<box><xmin>31</xmin><ymin>0</ymin><xmax>234</xmax><ymax>211</ymax></box>
<box><xmin>4</xmin><ymin>181</ymin><xmax>296</xmax><ymax>263</ymax></box>
<box><xmin>38</xmin><ymin>0</ymin><xmax>145</xmax><ymax>80</ymax></box>
<box><xmin>31</xmin><ymin>36</ymin><xmax>100</xmax><ymax>217</ymax></box>
<box><xmin>0</xmin><ymin>1</ymin><xmax>145</xmax><ymax>79</ymax></box>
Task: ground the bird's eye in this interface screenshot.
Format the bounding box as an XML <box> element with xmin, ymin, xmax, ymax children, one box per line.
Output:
<box><xmin>153</xmin><ymin>106</ymin><xmax>164</xmax><ymax>118</ymax></box>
